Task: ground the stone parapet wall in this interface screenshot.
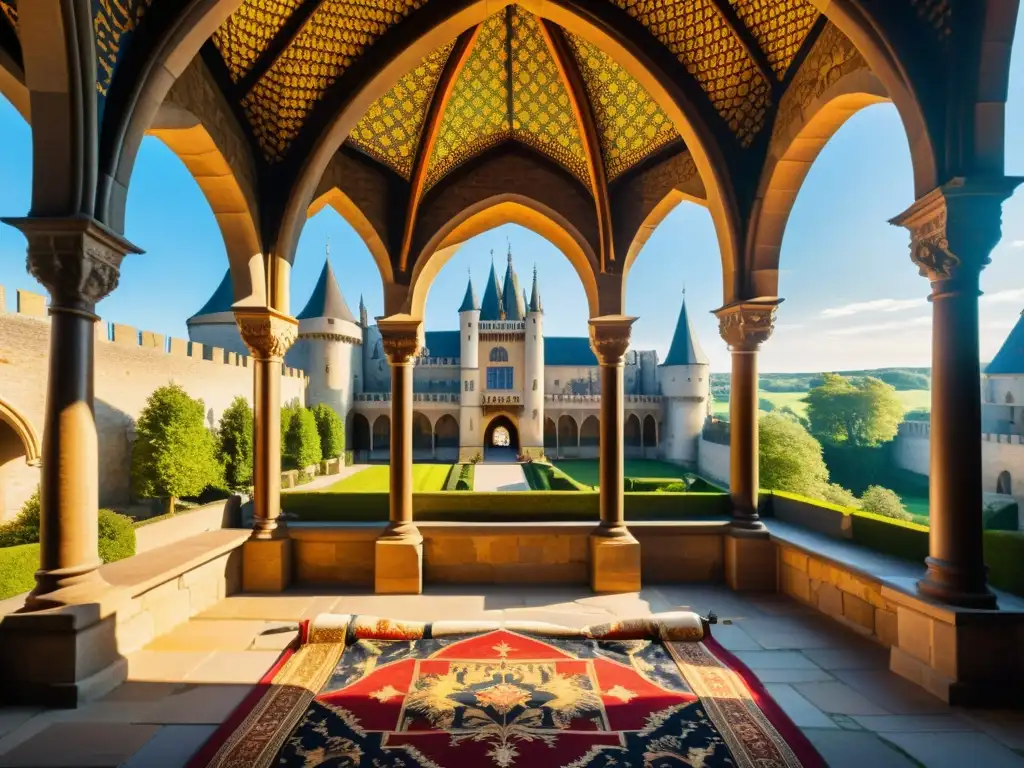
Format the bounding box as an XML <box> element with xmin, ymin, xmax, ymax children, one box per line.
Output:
<box><xmin>697</xmin><ymin>437</ymin><xmax>729</xmax><ymax>486</ymax></box>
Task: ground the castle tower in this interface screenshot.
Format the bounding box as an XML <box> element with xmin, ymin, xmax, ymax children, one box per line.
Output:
<box><xmin>479</xmin><ymin>256</ymin><xmax>504</xmax><ymax>321</ymax></box>
<box><xmin>458</xmin><ymin>273</ymin><xmax>483</xmax><ymax>461</ymax></box>
<box><xmin>501</xmin><ymin>246</ymin><xmax>525</xmax><ymax>321</ymax></box>
<box><xmin>522</xmin><ymin>265</ymin><xmax>545</xmax><ymax>457</ymax></box>
<box><xmin>658</xmin><ymin>291</ymin><xmax>710</xmax><ymax>465</ymax></box>
<box><xmin>290</xmin><ymin>247</ymin><xmax>364</xmax><ymax>422</ymax></box>
<box><xmin>186</xmin><ymin>269</ymin><xmax>249</xmax><ymax>357</ymax></box>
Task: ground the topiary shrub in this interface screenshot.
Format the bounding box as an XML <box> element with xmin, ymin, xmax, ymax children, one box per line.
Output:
<box><xmin>98</xmin><ymin>509</ymin><xmax>136</xmax><ymax>563</ymax></box>
<box><xmin>312</xmin><ymin>404</ymin><xmax>345</xmax><ymax>459</ymax></box>
<box><xmin>860</xmin><ymin>485</ymin><xmax>912</xmax><ymax>521</ymax></box>
<box><xmin>218</xmin><ymin>397</ymin><xmax>253</xmax><ymax>491</ymax></box>
<box><xmin>285</xmin><ymin>408</ymin><xmax>323</xmax><ymax>470</ymax></box>
<box><xmin>132</xmin><ymin>384</ymin><xmax>223</xmax><ymax>514</ymax></box>
<box><xmin>0</xmin><ymin>489</ymin><xmax>40</xmax><ymax>547</ymax></box>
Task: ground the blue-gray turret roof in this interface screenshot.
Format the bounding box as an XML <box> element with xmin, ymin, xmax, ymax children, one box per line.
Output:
<box><xmin>189</xmin><ymin>269</ymin><xmax>234</xmax><ymax>320</ymax></box>
<box><xmin>529</xmin><ymin>265</ymin><xmax>543</xmax><ymax>313</ymax></box>
<box><xmin>502</xmin><ymin>252</ymin><xmax>524</xmax><ymax>321</ymax></box>
<box><xmin>544</xmin><ymin>337</ymin><xmax>598</xmax><ymax>366</ymax></box>
<box><xmin>297</xmin><ymin>259</ymin><xmax>356</xmax><ymax>322</ymax></box>
<box><xmin>662</xmin><ymin>293</ymin><xmax>708</xmax><ymax>366</ymax></box>
<box><xmin>987</xmin><ymin>311</ymin><xmax>1024</xmax><ymax>374</ymax></box>
<box><xmin>459</xmin><ymin>274</ymin><xmax>479</xmax><ymax>313</ymax></box>
<box><xmin>480</xmin><ymin>260</ymin><xmax>504</xmax><ymax>321</ymax></box>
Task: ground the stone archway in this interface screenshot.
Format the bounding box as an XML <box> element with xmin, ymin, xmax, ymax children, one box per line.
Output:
<box><xmin>434</xmin><ymin>414</ymin><xmax>459</xmax><ymax>461</ymax></box>
<box><xmin>350</xmin><ymin>413</ymin><xmax>371</xmax><ymax>460</ymax></box>
<box><xmin>484</xmin><ymin>415</ymin><xmax>519</xmax><ymax>462</ymax></box>
<box><xmin>372</xmin><ymin>414</ymin><xmax>391</xmax><ymax>460</ymax></box>
<box><xmin>0</xmin><ymin>399</ymin><xmax>41</xmax><ymax>522</ymax></box>
<box><xmin>580</xmin><ymin>415</ymin><xmax>599</xmax><ymax>459</ymax></box>
<box><xmin>558</xmin><ymin>415</ymin><xmax>579</xmax><ymax>459</ymax></box>
<box><xmin>997</xmin><ymin>470</ymin><xmax>1012</xmax><ymax>496</ymax></box>
<box><xmin>412</xmin><ymin>412</ymin><xmax>433</xmax><ymax>460</ymax></box>
<box><xmin>643</xmin><ymin>414</ymin><xmax>658</xmax><ymax>454</ymax></box>
<box><xmin>625</xmin><ymin>413</ymin><xmax>642</xmax><ymax>458</ymax></box>
<box><xmin>543</xmin><ymin>417</ymin><xmax>557</xmax><ymax>455</ymax></box>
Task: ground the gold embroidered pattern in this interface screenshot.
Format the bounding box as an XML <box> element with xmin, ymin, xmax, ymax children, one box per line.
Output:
<box><xmin>565</xmin><ymin>33</ymin><xmax>679</xmax><ymax>180</ymax></box>
<box><xmin>348</xmin><ymin>42</ymin><xmax>454</xmax><ymax>178</ymax></box>
<box><xmin>727</xmin><ymin>0</ymin><xmax>819</xmax><ymax>79</ymax></box>
<box><xmin>610</xmin><ymin>0</ymin><xmax>771</xmax><ymax>146</ymax></box>
<box><xmin>211</xmin><ymin>0</ymin><xmax>302</xmax><ymax>83</ymax></box>
<box><xmin>93</xmin><ymin>0</ymin><xmax>153</xmax><ymax>97</ymax></box>
<box><xmin>242</xmin><ymin>0</ymin><xmax>425</xmax><ymax>162</ymax></box>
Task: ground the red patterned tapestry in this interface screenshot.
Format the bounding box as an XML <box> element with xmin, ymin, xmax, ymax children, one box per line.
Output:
<box><xmin>191</xmin><ymin>613</ymin><xmax>823</xmax><ymax>768</ymax></box>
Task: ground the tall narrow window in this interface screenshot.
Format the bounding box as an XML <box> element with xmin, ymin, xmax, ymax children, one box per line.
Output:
<box><xmin>489</xmin><ymin>347</ymin><xmax>509</xmax><ymax>363</ymax></box>
<box><xmin>486</xmin><ymin>367</ymin><xmax>514</xmax><ymax>390</ymax></box>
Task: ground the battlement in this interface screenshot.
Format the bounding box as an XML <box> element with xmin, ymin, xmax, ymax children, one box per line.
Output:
<box><xmin>1</xmin><ymin>286</ymin><xmax>308</xmax><ymax>380</ymax></box>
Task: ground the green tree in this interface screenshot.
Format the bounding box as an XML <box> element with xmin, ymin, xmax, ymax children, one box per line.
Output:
<box><xmin>818</xmin><ymin>483</ymin><xmax>860</xmax><ymax>509</ymax></box>
<box><xmin>759</xmin><ymin>412</ymin><xmax>829</xmax><ymax>497</ymax></box>
<box><xmin>218</xmin><ymin>397</ymin><xmax>254</xmax><ymax>491</ymax></box>
<box><xmin>758</xmin><ymin>397</ymin><xmax>776</xmax><ymax>413</ymax></box>
<box><xmin>131</xmin><ymin>384</ymin><xmax>223</xmax><ymax>514</ymax></box>
<box><xmin>805</xmin><ymin>373</ymin><xmax>904</xmax><ymax>447</ymax></box>
<box><xmin>280</xmin><ymin>398</ymin><xmax>301</xmax><ymax>452</ymax></box>
<box><xmin>860</xmin><ymin>485</ymin><xmax>913</xmax><ymax>521</ymax></box>
<box><xmin>285</xmin><ymin>407</ymin><xmax>323</xmax><ymax>469</ymax></box>
<box><xmin>312</xmin><ymin>403</ymin><xmax>345</xmax><ymax>459</ymax></box>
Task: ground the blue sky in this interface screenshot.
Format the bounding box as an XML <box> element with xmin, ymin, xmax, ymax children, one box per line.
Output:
<box><xmin>1</xmin><ymin>19</ymin><xmax>1023</xmax><ymax>373</ymax></box>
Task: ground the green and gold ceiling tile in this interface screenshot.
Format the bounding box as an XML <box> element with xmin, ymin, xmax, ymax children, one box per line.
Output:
<box><xmin>212</xmin><ymin>0</ymin><xmax>302</xmax><ymax>83</ymax></box>
<box><xmin>93</xmin><ymin>0</ymin><xmax>153</xmax><ymax>98</ymax></box>
<box><xmin>728</xmin><ymin>0</ymin><xmax>819</xmax><ymax>79</ymax></box>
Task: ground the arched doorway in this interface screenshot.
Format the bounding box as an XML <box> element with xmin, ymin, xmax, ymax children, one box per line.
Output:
<box><xmin>484</xmin><ymin>415</ymin><xmax>519</xmax><ymax>462</ymax></box>
<box><xmin>371</xmin><ymin>415</ymin><xmax>390</xmax><ymax>461</ymax></box>
<box><xmin>643</xmin><ymin>414</ymin><xmax>658</xmax><ymax>456</ymax></box>
<box><xmin>350</xmin><ymin>413</ymin><xmax>371</xmax><ymax>461</ymax></box>
<box><xmin>412</xmin><ymin>412</ymin><xmax>433</xmax><ymax>461</ymax></box>
<box><xmin>580</xmin><ymin>415</ymin><xmax>599</xmax><ymax>459</ymax></box>
<box><xmin>997</xmin><ymin>470</ymin><xmax>1012</xmax><ymax>495</ymax></box>
<box><xmin>625</xmin><ymin>414</ymin><xmax>642</xmax><ymax>458</ymax></box>
<box><xmin>0</xmin><ymin>400</ymin><xmax>41</xmax><ymax>522</ymax></box>
<box><xmin>558</xmin><ymin>415</ymin><xmax>579</xmax><ymax>459</ymax></box>
<box><xmin>543</xmin><ymin>417</ymin><xmax>557</xmax><ymax>456</ymax></box>
<box><xmin>435</xmin><ymin>414</ymin><xmax>459</xmax><ymax>461</ymax></box>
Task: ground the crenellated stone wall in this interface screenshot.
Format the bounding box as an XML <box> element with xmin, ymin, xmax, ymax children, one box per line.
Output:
<box><xmin>0</xmin><ymin>288</ymin><xmax>307</xmax><ymax>518</ymax></box>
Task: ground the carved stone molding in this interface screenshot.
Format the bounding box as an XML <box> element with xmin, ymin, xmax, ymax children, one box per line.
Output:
<box><xmin>588</xmin><ymin>316</ymin><xmax>636</xmax><ymax>365</ymax></box>
<box><xmin>891</xmin><ymin>177</ymin><xmax>1022</xmax><ymax>286</ymax></box>
<box><xmin>235</xmin><ymin>308</ymin><xmax>298</xmax><ymax>362</ymax></box>
<box><xmin>377</xmin><ymin>315</ymin><xmax>423</xmax><ymax>365</ymax></box>
<box><xmin>715</xmin><ymin>299</ymin><xmax>783</xmax><ymax>351</ymax></box>
<box><xmin>3</xmin><ymin>215</ymin><xmax>142</xmax><ymax>313</ymax></box>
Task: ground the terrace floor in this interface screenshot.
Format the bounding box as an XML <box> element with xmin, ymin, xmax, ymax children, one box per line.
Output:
<box><xmin>0</xmin><ymin>585</ymin><xmax>1022</xmax><ymax>767</ymax></box>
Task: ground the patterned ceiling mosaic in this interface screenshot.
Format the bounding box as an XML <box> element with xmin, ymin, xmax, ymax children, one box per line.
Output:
<box><xmin>238</xmin><ymin>0</ymin><xmax>425</xmax><ymax>162</ymax></box>
<box><xmin>348</xmin><ymin>42</ymin><xmax>454</xmax><ymax>178</ymax></box>
<box><xmin>212</xmin><ymin>0</ymin><xmax>302</xmax><ymax>83</ymax></box>
<box><xmin>93</xmin><ymin>0</ymin><xmax>153</xmax><ymax>98</ymax></box>
<box><xmin>609</xmin><ymin>0</ymin><xmax>771</xmax><ymax>146</ymax></box>
<box><xmin>566</xmin><ymin>33</ymin><xmax>679</xmax><ymax>181</ymax></box>
<box><xmin>727</xmin><ymin>0</ymin><xmax>819</xmax><ymax>79</ymax></box>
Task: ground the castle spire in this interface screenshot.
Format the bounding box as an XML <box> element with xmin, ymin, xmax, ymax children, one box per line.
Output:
<box><xmin>359</xmin><ymin>294</ymin><xmax>368</xmax><ymax>327</ymax></box>
<box><xmin>297</xmin><ymin>256</ymin><xmax>356</xmax><ymax>322</ymax></box>
<box><xmin>661</xmin><ymin>290</ymin><xmax>707</xmax><ymax>366</ymax></box>
<box><xmin>480</xmin><ymin>256</ymin><xmax>504</xmax><ymax>321</ymax></box>
<box><xmin>459</xmin><ymin>269</ymin><xmax>480</xmax><ymax>313</ymax></box>
<box><xmin>501</xmin><ymin>243</ymin><xmax>524</xmax><ymax>321</ymax></box>
<box><xmin>529</xmin><ymin>263</ymin><xmax>543</xmax><ymax>313</ymax></box>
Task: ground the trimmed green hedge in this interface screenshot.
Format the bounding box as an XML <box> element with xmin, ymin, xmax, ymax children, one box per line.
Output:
<box><xmin>281</xmin><ymin>490</ymin><xmax>731</xmax><ymax>522</ymax></box>
<box><xmin>986</xmin><ymin>531</ymin><xmax>1024</xmax><ymax>597</ymax></box>
<box><xmin>983</xmin><ymin>499</ymin><xmax>1018</xmax><ymax>531</ymax></box>
<box><xmin>0</xmin><ymin>543</ymin><xmax>40</xmax><ymax>600</ymax></box>
<box><xmin>523</xmin><ymin>463</ymin><xmax>588</xmax><ymax>491</ymax></box>
<box><xmin>626</xmin><ymin>477</ymin><xmax>683</xmax><ymax>492</ymax></box>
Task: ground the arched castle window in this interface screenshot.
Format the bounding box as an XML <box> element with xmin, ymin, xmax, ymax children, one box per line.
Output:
<box><xmin>490</xmin><ymin>347</ymin><xmax>509</xmax><ymax>363</ymax></box>
<box><xmin>1006</xmin><ymin>392</ymin><xmax>1015</xmax><ymax>405</ymax></box>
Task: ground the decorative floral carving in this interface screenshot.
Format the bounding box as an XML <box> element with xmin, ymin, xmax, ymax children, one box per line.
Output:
<box><xmin>236</xmin><ymin>310</ymin><xmax>298</xmax><ymax>361</ymax></box>
<box><xmin>589</xmin><ymin>319</ymin><xmax>634</xmax><ymax>365</ymax></box>
<box><xmin>380</xmin><ymin>332</ymin><xmax>421</xmax><ymax>364</ymax></box>
<box><xmin>715</xmin><ymin>303</ymin><xmax>779</xmax><ymax>350</ymax></box>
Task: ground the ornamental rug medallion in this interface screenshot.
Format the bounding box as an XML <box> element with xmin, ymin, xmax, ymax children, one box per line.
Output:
<box><xmin>191</xmin><ymin>614</ymin><xmax>823</xmax><ymax>768</ymax></box>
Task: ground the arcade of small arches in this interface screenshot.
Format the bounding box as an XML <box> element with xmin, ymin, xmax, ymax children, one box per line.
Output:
<box><xmin>0</xmin><ymin>0</ymin><xmax>1020</xmax><ymax>707</ymax></box>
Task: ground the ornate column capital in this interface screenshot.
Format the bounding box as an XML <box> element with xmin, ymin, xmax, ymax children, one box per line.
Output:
<box><xmin>588</xmin><ymin>315</ymin><xmax>636</xmax><ymax>366</ymax></box>
<box><xmin>3</xmin><ymin>215</ymin><xmax>142</xmax><ymax>315</ymax></box>
<box><xmin>377</xmin><ymin>314</ymin><xmax>423</xmax><ymax>365</ymax></box>
<box><xmin>235</xmin><ymin>307</ymin><xmax>298</xmax><ymax>362</ymax></box>
<box><xmin>714</xmin><ymin>298</ymin><xmax>783</xmax><ymax>352</ymax></box>
<box><xmin>890</xmin><ymin>176</ymin><xmax>1023</xmax><ymax>287</ymax></box>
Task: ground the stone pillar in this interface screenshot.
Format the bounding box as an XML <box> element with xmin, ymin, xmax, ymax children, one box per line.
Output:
<box><xmin>375</xmin><ymin>315</ymin><xmax>423</xmax><ymax>594</ymax></box>
<box><xmin>0</xmin><ymin>215</ymin><xmax>140</xmax><ymax>705</ymax></box>
<box><xmin>714</xmin><ymin>298</ymin><xmax>782</xmax><ymax>590</ymax></box>
<box><xmin>588</xmin><ymin>316</ymin><xmax>641</xmax><ymax>592</ymax></box>
<box><xmin>236</xmin><ymin>307</ymin><xmax>298</xmax><ymax>593</ymax></box>
<box><xmin>891</xmin><ymin>177</ymin><xmax>1020</xmax><ymax>609</ymax></box>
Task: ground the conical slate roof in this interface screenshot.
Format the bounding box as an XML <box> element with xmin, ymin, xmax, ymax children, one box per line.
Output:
<box><xmin>987</xmin><ymin>311</ymin><xmax>1024</xmax><ymax>374</ymax></box>
<box><xmin>297</xmin><ymin>259</ymin><xmax>356</xmax><ymax>322</ymax></box>
<box><xmin>459</xmin><ymin>274</ymin><xmax>479</xmax><ymax>313</ymax></box>
<box><xmin>501</xmin><ymin>252</ymin><xmax>524</xmax><ymax>321</ymax></box>
<box><xmin>662</xmin><ymin>293</ymin><xmax>708</xmax><ymax>366</ymax></box>
<box><xmin>480</xmin><ymin>260</ymin><xmax>504</xmax><ymax>321</ymax></box>
<box><xmin>529</xmin><ymin>265</ymin><xmax>543</xmax><ymax>313</ymax></box>
<box><xmin>189</xmin><ymin>269</ymin><xmax>234</xmax><ymax>320</ymax></box>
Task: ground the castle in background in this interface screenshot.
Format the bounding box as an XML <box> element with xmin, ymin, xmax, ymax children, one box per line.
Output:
<box><xmin>188</xmin><ymin>247</ymin><xmax>711</xmax><ymax>464</ymax></box>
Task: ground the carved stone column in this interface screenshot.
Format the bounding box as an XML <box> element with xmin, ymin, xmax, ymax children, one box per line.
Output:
<box><xmin>375</xmin><ymin>315</ymin><xmax>423</xmax><ymax>594</ymax></box>
<box><xmin>715</xmin><ymin>298</ymin><xmax>781</xmax><ymax>591</ymax></box>
<box><xmin>236</xmin><ymin>307</ymin><xmax>298</xmax><ymax>593</ymax></box>
<box><xmin>892</xmin><ymin>177</ymin><xmax>1021</xmax><ymax>609</ymax></box>
<box><xmin>4</xmin><ymin>216</ymin><xmax>140</xmax><ymax>607</ymax></box>
<box><xmin>588</xmin><ymin>315</ymin><xmax>641</xmax><ymax>593</ymax></box>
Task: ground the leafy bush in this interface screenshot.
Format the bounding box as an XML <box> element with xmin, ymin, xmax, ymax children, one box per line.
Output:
<box><xmin>982</xmin><ymin>496</ymin><xmax>1018</xmax><ymax>531</ymax></box>
<box><xmin>627</xmin><ymin>477</ymin><xmax>686</xmax><ymax>492</ymax></box>
<box><xmin>98</xmin><ymin>509</ymin><xmax>136</xmax><ymax>563</ymax></box>
<box><xmin>218</xmin><ymin>397</ymin><xmax>253</xmax><ymax>491</ymax></box>
<box><xmin>818</xmin><ymin>483</ymin><xmax>860</xmax><ymax>509</ymax></box>
<box><xmin>344</xmin><ymin>450</ymin><xmax>354</xmax><ymax>466</ymax></box>
<box><xmin>312</xmin><ymin>404</ymin><xmax>345</xmax><ymax>459</ymax></box>
<box><xmin>986</xmin><ymin>531</ymin><xmax>1024</xmax><ymax>596</ymax></box>
<box><xmin>860</xmin><ymin>486</ymin><xmax>912</xmax><ymax>521</ymax></box>
<box><xmin>806</xmin><ymin>373</ymin><xmax>904</xmax><ymax>447</ymax></box>
<box><xmin>656</xmin><ymin>482</ymin><xmax>689</xmax><ymax>493</ymax></box>
<box><xmin>0</xmin><ymin>543</ymin><xmax>39</xmax><ymax>600</ymax></box>
<box><xmin>132</xmin><ymin>384</ymin><xmax>223</xmax><ymax>514</ymax></box>
<box><xmin>280</xmin><ymin>398</ymin><xmax>301</xmax><ymax>450</ymax></box>
<box><xmin>759</xmin><ymin>412</ymin><xmax>829</xmax><ymax>497</ymax></box>
<box><xmin>285</xmin><ymin>408</ymin><xmax>323</xmax><ymax>470</ymax></box>
<box><xmin>0</xmin><ymin>489</ymin><xmax>40</xmax><ymax>547</ymax></box>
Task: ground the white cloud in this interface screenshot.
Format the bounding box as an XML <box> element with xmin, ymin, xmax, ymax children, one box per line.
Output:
<box><xmin>826</xmin><ymin>315</ymin><xmax>932</xmax><ymax>337</ymax></box>
<box><xmin>1010</xmin><ymin>240</ymin><xmax>1024</xmax><ymax>249</ymax></box>
<box><xmin>981</xmin><ymin>287</ymin><xmax>1024</xmax><ymax>305</ymax></box>
<box><xmin>820</xmin><ymin>297</ymin><xmax>926</xmax><ymax>318</ymax></box>
<box><xmin>982</xmin><ymin>320</ymin><xmax>1017</xmax><ymax>332</ymax></box>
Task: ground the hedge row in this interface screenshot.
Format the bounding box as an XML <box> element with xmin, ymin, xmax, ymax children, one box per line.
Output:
<box><xmin>443</xmin><ymin>464</ymin><xmax>475</xmax><ymax>491</ymax></box>
<box><xmin>0</xmin><ymin>543</ymin><xmax>40</xmax><ymax>600</ymax></box>
<box><xmin>281</xmin><ymin>490</ymin><xmax>731</xmax><ymax>522</ymax></box>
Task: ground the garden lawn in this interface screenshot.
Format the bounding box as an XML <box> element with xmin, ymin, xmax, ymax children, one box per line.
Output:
<box><xmin>320</xmin><ymin>464</ymin><xmax>452</xmax><ymax>492</ymax></box>
<box><xmin>712</xmin><ymin>389</ymin><xmax>931</xmax><ymax>418</ymax></box>
<box><xmin>553</xmin><ymin>459</ymin><xmax>686</xmax><ymax>489</ymax></box>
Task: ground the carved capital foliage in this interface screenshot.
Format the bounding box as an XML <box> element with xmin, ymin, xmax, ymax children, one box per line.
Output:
<box><xmin>891</xmin><ymin>178</ymin><xmax>1022</xmax><ymax>286</ymax></box>
<box><xmin>235</xmin><ymin>309</ymin><xmax>298</xmax><ymax>361</ymax></box>
<box><xmin>588</xmin><ymin>316</ymin><xmax>636</xmax><ymax>365</ymax></box>
<box><xmin>3</xmin><ymin>216</ymin><xmax>142</xmax><ymax>312</ymax></box>
<box><xmin>377</xmin><ymin>316</ymin><xmax>423</xmax><ymax>365</ymax></box>
<box><xmin>715</xmin><ymin>300</ymin><xmax>782</xmax><ymax>351</ymax></box>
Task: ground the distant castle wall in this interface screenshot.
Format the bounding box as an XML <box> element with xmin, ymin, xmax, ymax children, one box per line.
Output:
<box><xmin>0</xmin><ymin>288</ymin><xmax>306</xmax><ymax>519</ymax></box>
<box><xmin>697</xmin><ymin>436</ymin><xmax>730</xmax><ymax>487</ymax></box>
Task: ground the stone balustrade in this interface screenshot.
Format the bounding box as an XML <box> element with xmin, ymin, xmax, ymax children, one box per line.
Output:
<box><xmin>354</xmin><ymin>392</ymin><xmax>460</xmax><ymax>404</ymax></box>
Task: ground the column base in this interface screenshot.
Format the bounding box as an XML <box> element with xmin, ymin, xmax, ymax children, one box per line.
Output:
<box><xmin>589</xmin><ymin>532</ymin><xmax>641</xmax><ymax>593</ymax></box>
<box><xmin>242</xmin><ymin>538</ymin><xmax>294</xmax><ymax>593</ymax></box>
<box><xmin>375</xmin><ymin>533</ymin><xmax>423</xmax><ymax>594</ymax></box>
<box><xmin>0</xmin><ymin>587</ymin><xmax>129</xmax><ymax>707</ymax></box>
<box><xmin>724</xmin><ymin>529</ymin><xmax>777</xmax><ymax>591</ymax></box>
<box><xmin>917</xmin><ymin>557</ymin><xmax>998</xmax><ymax>610</ymax></box>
